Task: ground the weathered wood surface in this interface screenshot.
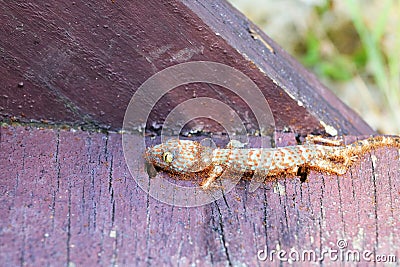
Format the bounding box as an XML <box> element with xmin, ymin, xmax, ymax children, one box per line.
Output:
<box><xmin>1</xmin><ymin>125</ymin><xmax>399</xmax><ymax>266</ymax></box>
<box><xmin>0</xmin><ymin>0</ymin><xmax>373</xmax><ymax>135</ymax></box>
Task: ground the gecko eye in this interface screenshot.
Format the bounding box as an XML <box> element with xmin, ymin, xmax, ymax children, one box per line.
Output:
<box><xmin>162</xmin><ymin>151</ymin><xmax>174</xmax><ymax>163</ymax></box>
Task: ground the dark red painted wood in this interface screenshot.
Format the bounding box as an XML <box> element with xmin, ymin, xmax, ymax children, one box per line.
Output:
<box><xmin>0</xmin><ymin>0</ymin><xmax>373</xmax><ymax>136</ymax></box>
<box><xmin>1</xmin><ymin>125</ymin><xmax>399</xmax><ymax>266</ymax></box>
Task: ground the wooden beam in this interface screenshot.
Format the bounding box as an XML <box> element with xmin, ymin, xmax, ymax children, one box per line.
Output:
<box><xmin>0</xmin><ymin>0</ymin><xmax>373</xmax><ymax>135</ymax></box>
<box><xmin>1</xmin><ymin>125</ymin><xmax>398</xmax><ymax>265</ymax></box>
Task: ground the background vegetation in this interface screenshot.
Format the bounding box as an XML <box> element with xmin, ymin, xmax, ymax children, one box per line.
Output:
<box><xmin>229</xmin><ymin>0</ymin><xmax>400</xmax><ymax>134</ymax></box>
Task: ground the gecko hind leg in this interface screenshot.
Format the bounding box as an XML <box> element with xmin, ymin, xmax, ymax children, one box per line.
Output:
<box><xmin>312</xmin><ymin>159</ymin><xmax>348</xmax><ymax>175</ymax></box>
<box><xmin>297</xmin><ymin>166</ymin><xmax>310</xmax><ymax>182</ymax></box>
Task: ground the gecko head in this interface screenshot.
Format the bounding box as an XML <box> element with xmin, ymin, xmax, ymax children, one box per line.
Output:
<box><xmin>145</xmin><ymin>139</ymin><xmax>213</xmax><ymax>173</ymax></box>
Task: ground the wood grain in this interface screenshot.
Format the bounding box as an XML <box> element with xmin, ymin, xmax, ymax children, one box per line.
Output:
<box><xmin>1</xmin><ymin>125</ymin><xmax>399</xmax><ymax>266</ymax></box>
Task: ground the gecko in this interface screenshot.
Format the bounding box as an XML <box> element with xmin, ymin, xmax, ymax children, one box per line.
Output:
<box><xmin>144</xmin><ymin>135</ymin><xmax>400</xmax><ymax>189</ymax></box>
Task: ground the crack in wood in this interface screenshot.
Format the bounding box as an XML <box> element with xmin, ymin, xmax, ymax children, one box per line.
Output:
<box><xmin>214</xmin><ymin>203</ymin><xmax>233</xmax><ymax>266</ymax></box>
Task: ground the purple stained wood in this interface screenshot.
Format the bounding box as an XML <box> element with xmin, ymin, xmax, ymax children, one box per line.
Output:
<box><xmin>1</xmin><ymin>125</ymin><xmax>399</xmax><ymax>266</ymax></box>
<box><xmin>1</xmin><ymin>0</ymin><xmax>395</xmax><ymax>265</ymax></box>
<box><xmin>0</xmin><ymin>0</ymin><xmax>373</xmax><ymax>136</ymax></box>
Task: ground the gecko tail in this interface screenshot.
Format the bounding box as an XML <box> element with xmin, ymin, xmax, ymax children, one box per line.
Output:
<box><xmin>348</xmin><ymin>135</ymin><xmax>400</xmax><ymax>155</ymax></box>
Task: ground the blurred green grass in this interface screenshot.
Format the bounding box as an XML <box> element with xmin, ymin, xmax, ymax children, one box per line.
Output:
<box><xmin>229</xmin><ymin>0</ymin><xmax>400</xmax><ymax>134</ymax></box>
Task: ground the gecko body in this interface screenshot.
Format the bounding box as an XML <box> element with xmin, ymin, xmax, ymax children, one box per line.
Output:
<box><xmin>145</xmin><ymin>136</ymin><xmax>400</xmax><ymax>189</ymax></box>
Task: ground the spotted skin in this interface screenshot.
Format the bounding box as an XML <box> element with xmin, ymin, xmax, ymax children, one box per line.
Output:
<box><xmin>145</xmin><ymin>136</ymin><xmax>400</xmax><ymax>189</ymax></box>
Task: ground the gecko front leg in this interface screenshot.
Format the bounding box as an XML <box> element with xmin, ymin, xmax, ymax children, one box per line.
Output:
<box><xmin>199</xmin><ymin>165</ymin><xmax>224</xmax><ymax>189</ymax></box>
<box><xmin>200</xmin><ymin>140</ymin><xmax>246</xmax><ymax>189</ymax></box>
